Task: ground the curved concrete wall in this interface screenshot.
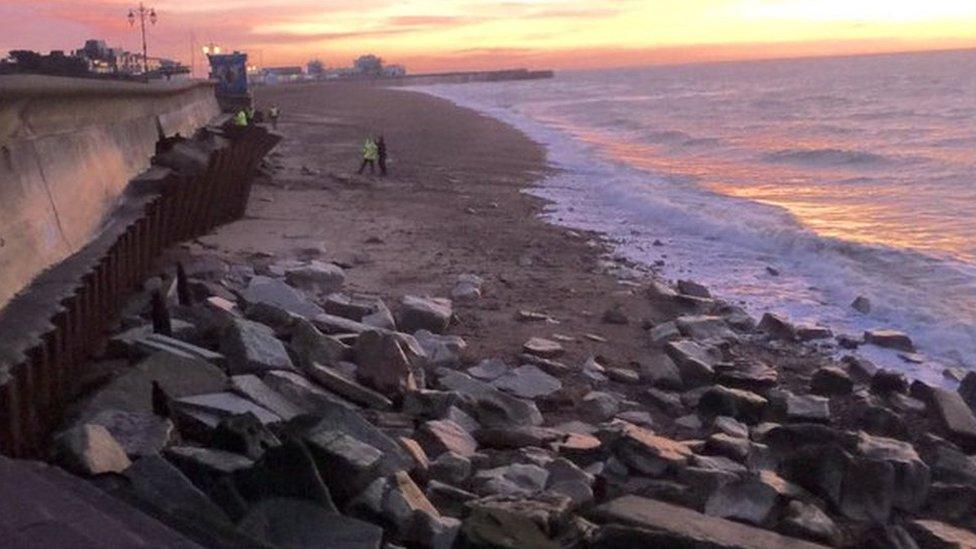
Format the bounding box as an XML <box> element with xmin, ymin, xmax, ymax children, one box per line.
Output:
<box><xmin>0</xmin><ymin>76</ymin><xmax>219</xmax><ymax>309</ymax></box>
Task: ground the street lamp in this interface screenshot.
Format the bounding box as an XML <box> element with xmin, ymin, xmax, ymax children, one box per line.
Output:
<box><xmin>127</xmin><ymin>3</ymin><xmax>157</xmax><ymax>78</ymax></box>
<box><xmin>202</xmin><ymin>43</ymin><xmax>222</xmax><ymax>56</ymax></box>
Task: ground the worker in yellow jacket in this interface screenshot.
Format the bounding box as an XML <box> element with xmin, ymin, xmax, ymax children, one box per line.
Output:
<box><xmin>357</xmin><ymin>137</ymin><xmax>379</xmax><ymax>174</ymax></box>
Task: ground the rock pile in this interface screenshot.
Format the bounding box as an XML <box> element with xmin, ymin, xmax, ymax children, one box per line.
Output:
<box><xmin>51</xmin><ymin>257</ymin><xmax>976</xmax><ymax>548</ymax></box>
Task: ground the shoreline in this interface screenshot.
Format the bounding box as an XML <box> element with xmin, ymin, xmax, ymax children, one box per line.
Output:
<box><xmin>52</xmin><ymin>81</ymin><xmax>976</xmax><ymax>546</ymax></box>
<box><xmin>412</xmin><ymin>80</ymin><xmax>975</xmax><ymax>386</ymax></box>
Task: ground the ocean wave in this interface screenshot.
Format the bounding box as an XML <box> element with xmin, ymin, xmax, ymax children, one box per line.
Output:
<box><xmin>762</xmin><ymin>148</ymin><xmax>889</xmax><ymax>167</ymax></box>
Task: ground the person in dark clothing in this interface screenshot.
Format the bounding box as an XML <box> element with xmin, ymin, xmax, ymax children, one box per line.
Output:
<box><xmin>377</xmin><ymin>135</ymin><xmax>388</xmax><ymax>176</ymax></box>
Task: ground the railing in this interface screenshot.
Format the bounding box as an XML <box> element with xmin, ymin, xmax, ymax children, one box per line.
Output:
<box><xmin>0</xmin><ymin>125</ymin><xmax>280</xmax><ymax>457</ymax></box>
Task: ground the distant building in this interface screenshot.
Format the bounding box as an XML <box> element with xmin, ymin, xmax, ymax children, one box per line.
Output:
<box><xmin>382</xmin><ymin>64</ymin><xmax>406</xmax><ymax>77</ymax></box>
<box><xmin>255</xmin><ymin>66</ymin><xmax>303</xmax><ymax>85</ymax></box>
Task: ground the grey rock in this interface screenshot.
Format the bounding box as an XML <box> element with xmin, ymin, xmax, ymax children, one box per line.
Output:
<box><xmin>474</xmin><ymin>426</ymin><xmax>566</xmax><ymax>450</ymax></box>
<box><xmin>644</xmin><ymin>388</ymin><xmax>685</xmax><ymax>416</ymax></box>
<box><xmin>522</xmin><ymin>337</ymin><xmax>564</xmax><ymax>359</ymax></box>
<box><xmin>852</xmin><ymin>296</ymin><xmax>871</xmax><ymax>314</ymax></box>
<box><xmin>123</xmin><ymin>455</ymin><xmax>234</xmax><ymax>532</ymax></box>
<box><xmin>402</xmin><ymin>389</ymin><xmax>459</xmax><ymax>419</ymax></box>
<box><xmin>616</xmin><ymin>424</ymin><xmax>693</xmax><ymax>477</ymax></box>
<box><xmin>263</xmin><ymin>370</ymin><xmax>356</xmax><ymax>414</ymax></box>
<box><xmin>758</xmin><ymin>313</ymin><xmax>797</xmax><ymax>341</ymax></box>
<box><xmin>305</xmin><ymin>362</ymin><xmax>392</xmax><ymax>410</ymax></box>
<box><xmin>430</xmin><ymin>452</ymin><xmax>472</xmax><ymax>485</ymax></box>
<box><xmin>323</xmin><ymin>293</ymin><xmax>385</xmax><ymax>322</ymax></box>
<box><xmin>712</xmin><ymin>416</ymin><xmax>749</xmax><ymax>439</ymax></box>
<box><xmin>230</xmin><ymin>374</ymin><xmax>304</xmax><ymax>420</ymax></box>
<box><xmin>220</xmin><ymin>318</ymin><xmax>296</xmax><ymax>375</ymax></box>
<box><xmin>664</xmin><ymin>340</ymin><xmax>715</xmax><ymax>386</ymax></box>
<box><xmin>678</xmin><ymin>279</ymin><xmax>711</xmax><ymax>298</ymax></box>
<box><xmin>607</xmin><ymin>367</ymin><xmax>641</xmax><ymax>385</ymax></box>
<box><xmin>461</xmin><ymin>493</ymin><xmax>577</xmax><ymax>549</ymax></box>
<box><xmin>77</xmin><ymin>352</ymin><xmax>228</xmax><ymax>420</ymax></box>
<box><xmin>857</xmin><ymin>431</ymin><xmax>930</xmax><ymax>512</ymax></box>
<box><xmin>235</xmin><ymin>439</ymin><xmax>337</xmax><ymax>511</ymax></box>
<box><xmin>778</xmin><ymin>500</ymin><xmax>841</xmax><ymax>546</ymax></box>
<box><xmin>312</xmin><ymin>313</ymin><xmax>371</xmax><ymax>335</ymax></box>
<box><xmin>589</xmin><ymin>495</ymin><xmax>828</xmax><ymax>549</ymax></box>
<box><xmin>290</xmin><ymin>319</ymin><xmax>351</xmax><ymax>368</ymax></box>
<box><xmin>240</xmin><ymin>276</ymin><xmax>324</xmax><ymax>318</ymax></box>
<box><xmin>643</xmin><ymin>354</ymin><xmax>689</xmax><ymax>388</ymax></box>
<box><xmin>353</xmin><ymin>329</ymin><xmax>417</xmax><ymax>396</ymax></box>
<box><xmin>239</xmin><ymin>498</ymin><xmax>382</xmax><ymax>549</ymax></box>
<box><xmin>864</xmin><ymin>329</ymin><xmax>915</xmax><ymax>352</ymax></box>
<box><xmin>414</xmin><ymin>330</ymin><xmax>467</xmax><ymax>368</ymax></box>
<box><xmin>452</xmin><ymin>274</ymin><xmax>484</xmax><ymax>302</ymax></box>
<box><xmin>649</xmin><ymin>321</ymin><xmax>682</xmax><ymax>344</ymax></box>
<box><xmin>284</xmin><ymin>261</ymin><xmax>345</xmax><ymax>295</ymax></box>
<box><xmin>810</xmin><ymin>366</ymin><xmax>853</xmax><ymax>396</ymax></box>
<box><xmin>212</xmin><ymin>412</ymin><xmax>281</xmax><ymax>459</ymax></box>
<box><xmin>164</xmin><ymin>446</ymin><xmax>253</xmax><ymax>492</ymax></box>
<box><xmin>785</xmin><ymin>393</ymin><xmax>831</xmax><ymax>423</ymax></box>
<box><xmin>492</xmin><ymin>364</ymin><xmax>562</xmax><ymax>399</ymax></box>
<box><xmin>426</xmin><ymin>480</ymin><xmax>478</xmax><ymax>518</ymax></box>
<box><xmin>698</xmin><ymin>385</ymin><xmax>768</xmax><ymax>424</ymax></box>
<box><xmin>174</xmin><ymin>392</ymin><xmax>281</xmax><ymax>425</ymax></box>
<box><xmin>676</xmin><ymin>315</ymin><xmax>738</xmax><ymax>342</ymax></box>
<box><xmin>472</xmin><ymin>463</ymin><xmax>549</xmax><ymax>497</ymax></box>
<box><xmin>580</xmin><ymin>391</ymin><xmax>620</xmax><ymax>423</ymax></box>
<box><xmin>914</xmin><ymin>383</ymin><xmax>976</xmax><ymax>451</ymax></box>
<box><xmin>437</xmin><ymin>370</ymin><xmax>543</xmax><ymax>428</ymax></box>
<box><xmin>418</xmin><ymin>419</ymin><xmax>478</xmax><ymax>458</ymax></box>
<box><xmin>89</xmin><ymin>409</ymin><xmax>173</xmax><ymax>457</ymax></box>
<box><xmin>399</xmin><ymin>295</ymin><xmax>453</xmax><ymax>334</ymax></box>
<box><xmin>468</xmin><ymin>358</ymin><xmax>508</xmax><ymax>381</ymax></box>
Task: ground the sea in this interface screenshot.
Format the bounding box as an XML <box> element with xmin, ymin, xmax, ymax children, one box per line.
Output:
<box><xmin>416</xmin><ymin>49</ymin><xmax>976</xmax><ymax>385</ymax></box>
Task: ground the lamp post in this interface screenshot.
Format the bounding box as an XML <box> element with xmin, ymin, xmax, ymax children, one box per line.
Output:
<box><xmin>127</xmin><ymin>3</ymin><xmax>157</xmax><ymax>78</ymax></box>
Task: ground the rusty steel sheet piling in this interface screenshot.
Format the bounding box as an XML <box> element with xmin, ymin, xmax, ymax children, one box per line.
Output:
<box><xmin>0</xmin><ymin>125</ymin><xmax>280</xmax><ymax>457</ymax></box>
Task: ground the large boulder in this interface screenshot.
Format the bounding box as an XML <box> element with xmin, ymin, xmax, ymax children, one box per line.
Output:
<box><xmin>437</xmin><ymin>370</ymin><xmax>543</xmax><ymax>428</ymax></box>
<box><xmin>234</xmin><ymin>439</ymin><xmax>337</xmax><ymax>512</ymax></box>
<box><xmin>398</xmin><ymin>295</ymin><xmax>453</xmax><ymax>334</ymax></box>
<box><xmin>353</xmin><ymin>330</ymin><xmax>418</xmax><ymax>396</ymax></box>
<box><xmin>220</xmin><ymin>318</ymin><xmax>296</xmax><ymax>375</ymax></box>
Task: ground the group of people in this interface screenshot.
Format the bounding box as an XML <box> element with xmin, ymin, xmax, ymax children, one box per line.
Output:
<box><xmin>232</xmin><ymin>105</ymin><xmax>281</xmax><ymax>129</ymax></box>
<box><xmin>232</xmin><ymin>105</ymin><xmax>388</xmax><ymax>177</ymax></box>
<box><xmin>358</xmin><ymin>135</ymin><xmax>388</xmax><ymax>176</ymax></box>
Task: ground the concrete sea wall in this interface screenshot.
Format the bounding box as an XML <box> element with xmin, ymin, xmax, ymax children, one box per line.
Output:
<box><xmin>0</xmin><ymin>76</ymin><xmax>280</xmax><ymax>457</ymax></box>
<box><xmin>0</xmin><ymin>76</ymin><xmax>220</xmax><ymax>310</ymax></box>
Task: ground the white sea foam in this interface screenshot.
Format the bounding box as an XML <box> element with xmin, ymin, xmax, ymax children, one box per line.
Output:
<box><xmin>412</xmin><ymin>50</ymin><xmax>976</xmax><ymax>385</ymax></box>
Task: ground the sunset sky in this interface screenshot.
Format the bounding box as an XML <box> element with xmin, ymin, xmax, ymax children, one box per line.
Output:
<box><xmin>2</xmin><ymin>0</ymin><xmax>975</xmax><ymax>72</ymax></box>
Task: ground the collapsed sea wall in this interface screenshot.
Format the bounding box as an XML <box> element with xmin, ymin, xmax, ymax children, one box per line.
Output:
<box><xmin>0</xmin><ymin>76</ymin><xmax>280</xmax><ymax>457</ymax></box>
<box><xmin>0</xmin><ymin>75</ymin><xmax>220</xmax><ymax>310</ymax></box>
